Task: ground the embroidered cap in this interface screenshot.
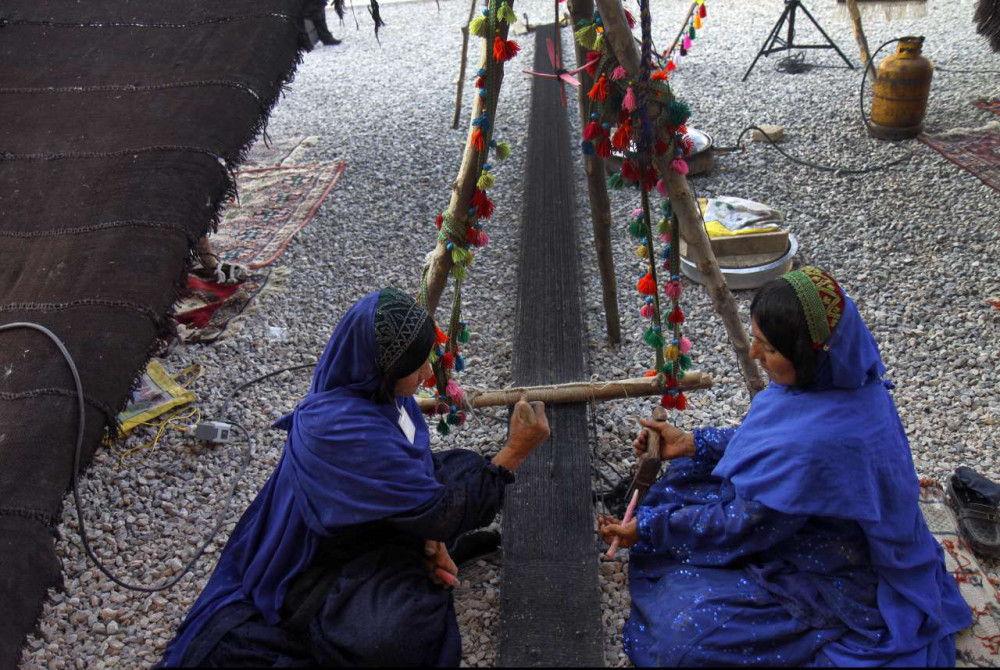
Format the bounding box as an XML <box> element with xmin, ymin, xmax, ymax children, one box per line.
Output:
<box><xmin>779</xmin><ymin>266</ymin><xmax>845</xmax><ymax>349</ymax></box>
<box><xmin>374</xmin><ymin>287</ymin><xmax>430</xmax><ymax>374</ymax></box>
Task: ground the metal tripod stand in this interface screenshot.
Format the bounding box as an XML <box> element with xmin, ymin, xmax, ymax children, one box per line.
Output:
<box><xmin>743</xmin><ymin>0</ymin><xmax>854</xmax><ymax>81</ymax></box>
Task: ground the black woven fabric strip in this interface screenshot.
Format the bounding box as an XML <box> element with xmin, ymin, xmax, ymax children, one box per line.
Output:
<box><xmin>0</xmin><ymin>219</ymin><xmax>192</xmax><ymax>241</ymax></box>
<box><xmin>5</xmin><ymin>13</ymin><xmax>296</xmax><ymax>28</ymax></box>
<box><xmin>0</xmin><ymin>388</ymin><xmax>118</xmax><ymax>424</ymax></box>
<box><xmin>0</xmin><ymin>299</ymin><xmax>164</xmax><ymax>327</ymax></box>
<box><xmin>0</xmin><ymin>81</ymin><xmax>266</xmax><ymax>105</ymax></box>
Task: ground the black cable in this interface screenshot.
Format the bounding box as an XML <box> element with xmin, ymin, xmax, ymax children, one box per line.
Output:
<box><xmin>0</xmin><ymin>321</ymin><xmax>258</xmax><ymax>591</ymax></box>
<box><xmin>219</xmin><ymin>363</ymin><xmax>314</xmax><ymax>421</ymax></box>
<box><xmin>935</xmin><ymin>66</ymin><xmax>1000</xmax><ymax>74</ymax></box>
<box><xmin>860</xmin><ymin>38</ymin><xmax>904</xmax><ymax>134</ymax></box>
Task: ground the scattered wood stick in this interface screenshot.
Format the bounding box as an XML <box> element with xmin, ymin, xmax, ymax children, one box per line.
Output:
<box><xmin>415</xmin><ymin>371</ymin><xmax>712</xmax><ymax>411</ymax></box>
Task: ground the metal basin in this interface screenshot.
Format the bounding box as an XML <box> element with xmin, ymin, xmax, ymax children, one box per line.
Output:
<box><xmin>680</xmin><ymin>233</ymin><xmax>798</xmax><ymax>291</ymax></box>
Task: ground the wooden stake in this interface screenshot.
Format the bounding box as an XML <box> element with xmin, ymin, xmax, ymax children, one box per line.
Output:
<box><xmin>845</xmin><ymin>0</ymin><xmax>871</xmax><ymax>65</ymax></box>
<box><xmin>594</xmin><ymin>0</ymin><xmax>766</xmax><ymax>395</ymax></box>
<box><xmin>452</xmin><ymin>0</ymin><xmax>480</xmax><ymax>130</ymax></box>
<box><xmin>415</xmin><ymin>371</ymin><xmax>712</xmax><ymax>411</ymax></box>
<box><xmin>568</xmin><ymin>0</ymin><xmax>621</xmax><ymax>345</ymax></box>
<box><xmin>424</xmin><ymin>4</ymin><xmax>517</xmax><ymax>317</ymax></box>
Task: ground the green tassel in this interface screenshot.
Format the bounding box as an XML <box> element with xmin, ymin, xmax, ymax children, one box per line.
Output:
<box><xmin>644</xmin><ymin>328</ymin><xmax>665</xmax><ymax>349</ymax></box>
<box><xmin>628</xmin><ymin>217</ymin><xmax>645</xmax><ymax>239</ymax></box>
<box><xmin>494</xmin><ymin>141</ymin><xmax>511</xmax><ymax>160</ymax></box>
<box><xmin>470</xmin><ymin>15</ymin><xmax>488</xmax><ymax>38</ymax></box>
<box><xmin>608</xmin><ymin>172</ymin><xmax>626</xmax><ymax>191</ymax></box>
<box><xmin>593</xmin><ymin>34</ymin><xmax>606</xmax><ymax>53</ymax></box>
<box><xmin>450</xmin><ymin>264</ymin><xmax>467</xmax><ymax>281</ymax></box>
<box><xmin>477</xmin><ymin>171</ymin><xmax>495</xmax><ymax>190</ymax></box>
<box><xmin>662</xmin><ymin>200</ymin><xmax>673</xmax><ymax>218</ymax></box>
<box><xmin>657</xmin><ymin>218</ymin><xmax>670</xmax><ymax>235</ymax></box>
<box><xmin>689</xmin><ymin>25</ymin><xmax>696</xmax><ymax>39</ymax></box>
<box><xmin>575</xmin><ymin>23</ymin><xmax>597</xmax><ymax>50</ymax></box>
<box><xmin>447</xmin><ymin>412</ymin><xmax>461</xmax><ymax>426</ymax></box>
<box><xmin>498</xmin><ymin>1</ymin><xmax>518</xmax><ymax>24</ymax></box>
<box><xmin>437</xmin><ymin>420</ymin><xmax>451</xmax><ymax>436</ymax></box>
<box><xmin>668</xmin><ymin>99</ymin><xmax>691</xmax><ymax>127</ymax></box>
<box><xmin>679</xmin><ymin>354</ymin><xmax>692</xmax><ymax>371</ymax></box>
<box><xmin>452</xmin><ymin>246</ymin><xmax>473</xmax><ymax>265</ymax></box>
<box><xmin>677</xmin><ymin>368</ymin><xmax>686</xmax><ymax>380</ymax></box>
<box><xmin>661</xmin><ymin>360</ymin><xmax>675</xmax><ymax>376</ymax></box>
<box><xmin>458</xmin><ymin>326</ymin><xmax>471</xmax><ymax>344</ymax></box>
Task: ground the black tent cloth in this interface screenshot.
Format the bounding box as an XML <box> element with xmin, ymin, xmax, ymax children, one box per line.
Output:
<box><xmin>0</xmin><ymin>2</ymin><xmax>307</xmax><ymax>665</ymax></box>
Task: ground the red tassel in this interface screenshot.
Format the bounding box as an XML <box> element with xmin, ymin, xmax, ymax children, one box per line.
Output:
<box><xmin>588</xmin><ymin>75</ymin><xmax>608</xmax><ymax>102</ymax></box>
<box><xmin>435</xmin><ymin>214</ymin><xmax>443</xmax><ymax>230</ymax></box>
<box><xmin>611</xmin><ymin>121</ymin><xmax>632</xmax><ymax>150</ymax></box>
<box><xmin>699</xmin><ymin>4</ymin><xmax>706</xmax><ymax>19</ymax></box>
<box><xmin>668</xmin><ymin>307</ymin><xmax>685</xmax><ymax>323</ymax></box>
<box><xmin>583</xmin><ymin>120</ymin><xmax>602</xmax><ymax>141</ymax></box>
<box><xmin>676</xmin><ymin>392</ymin><xmax>687</xmax><ymax>411</ymax></box>
<box><xmin>493</xmin><ymin>37</ymin><xmax>520</xmax><ymax>62</ymax></box>
<box><xmin>643</xmin><ymin>369</ymin><xmax>658</xmax><ymax>377</ymax></box>
<box><xmin>642</xmin><ymin>167</ymin><xmax>658</xmax><ymax>192</ymax></box>
<box><xmin>651</xmin><ymin>69</ymin><xmax>670</xmax><ymax>81</ymax></box>
<box><xmin>621</xmin><ymin>159</ymin><xmax>640</xmax><ymax>182</ymax></box>
<box><xmin>665</xmin><ymin>377</ymin><xmax>679</xmax><ymax>389</ymax></box>
<box><xmin>423</xmin><ymin>375</ymin><xmax>437</xmax><ymax>388</ymax></box>
<box><xmin>678</xmin><ymin>124</ymin><xmax>688</xmax><ymax>135</ymax></box>
<box><xmin>595</xmin><ymin>136</ymin><xmax>612</xmax><ymax>158</ymax></box>
<box><xmin>472</xmin><ymin>188</ymin><xmax>494</xmax><ymax>219</ymax></box>
<box><xmin>637</xmin><ymin>272</ymin><xmax>657</xmax><ymax>295</ymax></box>
<box><xmin>442</xmin><ymin>353</ymin><xmax>455</xmax><ymax>370</ymax></box>
<box><xmin>655</xmin><ymin>139</ymin><xmax>669</xmax><ymax>156</ymax></box>
<box><xmin>624</xmin><ymin>9</ymin><xmax>636</xmax><ymax>28</ymax></box>
<box><xmin>474</xmin><ymin>75</ymin><xmax>485</xmax><ymax>89</ymax></box>
<box><xmin>660</xmin><ymin>393</ymin><xmax>677</xmax><ymax>409</ymax></box>
<box><xmin>666</xmin><ymin>59</ymin><xmax>677</xmax><ymax>72</ymax></box>
<box><xmin>584</xmin><ymin>51</ymin><xmax>602</xmax><ymax>77</ymax></box>
<box><xmin>466</xmin><ymin>227</ymin><xmax>479</xmax><ymax>245</ymax></box>
<box><xmin>471</xmin><ymin>128</ymin><xmax>485</xmax><ymax>151</ymax></box>
<box><xmin>435</xmin><ymin>326</ymin><xmax>449</xmax><ymax>346</ymax></box>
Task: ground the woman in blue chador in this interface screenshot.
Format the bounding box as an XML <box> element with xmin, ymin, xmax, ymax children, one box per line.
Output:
<box><xmin>600</xmin><ymin>266</ymin><xmax>970</xmax><ymax>666</ymax></box>
<box><xmin>161</xmin><ymin>287</ymin><xmax>550</xmax><ymax>667</ymax></box>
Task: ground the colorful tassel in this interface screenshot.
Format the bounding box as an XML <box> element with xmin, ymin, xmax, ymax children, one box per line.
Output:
<box><xmin>660</xmin><ymin>393</ymin><xmax>677</xmax><ymax>409</ymax></box>
<box><xmin>446</xmin><ymin>379</ymin><xmax>464</xmax><ymax>403</ymax></box>
<box><xmin>435</xmin><ymin>325</ymin><xmax>449</xmax><ymax>346</ymax></box>
<box><xmin>655</xmin><ymin>178</ymin><xmax>668</xmax><ymax>197</ymax></box>
<box><xmin>628</xmin><ymin>217</ymin><xmax>645</xmax><ymax>238</ymax></box>
<box><xmin>455</xmin><ymin>355</ymin><xmax>466</xmax><ymax>372</ymax></box>
<box><xmin>494</xmin><ymin>141</ymin><xmax>511</xmax><ymax>160</ymax></box>
<box><xmin>469</xmin><ymin>15</ymin><xmax>488</xmax><ymax>38</ymax></box>
<box><xmin>588</xmin><ymin>75</ymin><xmax>608</xmax><ymax>102</ymax></box>
<box><xmin>664</xmin><ymin>280</ymin><xmax>682</xmax><ymax>299</ymax></box>
<box><xmin>642</xmin><ymin>167</ymin><xmax>658</xmax><ymax>192</ymax></box>
<box><xmin>472</xmin><ymin>188</ymin><xmax>494</xmax><ymax>218</ymax></box>
<box><xmin>689</xmin><ymin>25</ymin><xmax>696</xmax><ymax>40</ymax></box>
<box><xmin>583</xmin><ymin>120</ymin><xmax>602</xmax><ymax>140</ymax></box>
<box><xmin>637</xmin><ymin>273</ymin><xmax>657</xmax><ymax>295</ymax></box>
<box><xmin>472</xmin><ymin>230</ymin><xmax>489</xmax><ymax>247</ymax></box>
<box><xmin>644</xmin><ymin>327</ymin><xmax>665</xmax><ymax>349</ymax></box>
<box><xmin>459</xmin><ymin>325</ymin><xmax>471</xmax><ymax>344</ymax></box>
<box><xmin>474</xmin><ymin>75</ymin><xmax>485</xmax><ymax>89</ymax></box>
<box><xmin>679</xmin><ymin>336</ymin><xmax>692</xmax><ymax>354</ymax></box>
<box><xmin>664</xmin><ymin>344</ymin><xmax>679</xmax><ymax>360</ymax></box>
<box><xmin>471</xmin><ymin>128</ymin><xmax>485</xmax><ymax>151</ymax></box>
<box><xmin>670</xmin><ymin>158</ymin><xmax>689</xmax><ymax>175</ymax></box>
<box><xmin>593</xmin><ymin>34</ymin><xmax>606</xmax><ymax>53</ymax></box>
<box><xmin>584</xmin><ymin>51</ymin><xmax>602</xmax><ymax>77</ymax></box>
<box><xmin>451</xmin><ymin>246</ymin><xmax>473</xmax><ymax>266</ymax></box>
<box><xmin>608</xmin><ymin>172</ymin><xmax>625</xmax><ymax>190</ymax></box>
<box><xmin>699</xmin><ymin>4</ymin><xmax>707</xmax><ymax>19</ymax></box>
<box><xmin>622</xmin><ymin>87</ymin><xmax>637</xmax><ymax>112</ymax></box>
<box><xmin>423</xmin><ymin>375</ymin><xmax>437</xmax><ymax>389</ymax></box>
<box><xmin>624</xmin><ymin>9</ymin><xmax>636</xmax><ymax>28</ymax></box>
<box><xmin>493</xmin><ymin>37</ymin><xmax>520</xmax><ymax>62</ymax></box>
<box><xmin>694</xmin><ymin>14</ymin><xmax>702</xmax><ymax>30</ymax></box>
<box><xmin>595</xmin><ymin>136</ymin><xmax>612</xmax><ymax>158</ymax></box>
<box><xmin>651</xmin><ymin>69</ymin><xmax>670</xmax><ymax>82</ymax></box>
<box><xmin>675</xmin><ymin>392</ymin><xmax>687</xmax><ymax>411</ymax></box>
<box><xmin>611</xmin><ymin>65</ymin><xmax>628</xmax><ymax>81</ymax></box>
<box><xmin>498</xmin><ymin>1</ymin><xmax>518</xmax><ymax>25</ymax></box>
<box><xmin>435</xmin><ymin>214</ymin><xmax>444</xmax><ymax>230</ymax></box>
<box><xmin>621</xmin><ymin>159</ymin><xmax>640</xmax><ymax>182</ymax></box>
<box><xmin>683</xmin><ymin>34</ymin><xmax>692</xmax><ymax>51</ymax></box>
<box><xmin>667</xmin><ymin>307</ymin><xmax>685</xmax><ymax>324</ymax></box>
<box><xmin>680</xmin><ymin>46</ymin><xmax>687</xmax><ymax>57</ymax></box>
<box><xmin>575</xmin><ymin>23</ymin><xmax>598</xmax><ymax>50</ymax></box>
<box><xmin>678</xmin><ymin>354</ymin><xmax>692</xmax><ymax>371</ymax></box>
<box><xmin>657</xmin><ymin>218</ymin><xmax>670</xmax><ymax>235</ymax></box>
<box><xmin>637</xmin><ymin>244</ymin><xmax>649</xmax><ymax>259</ymax></box>
<box><xmin>442</xmin><ymin>352</ymin><xmax>455</xmax><ymax>370</ymax></box>
<box><xmin>640</xmin><ymin>303</ymin><xmax>654</xmax><ymax>318</ymax></box>
<box><xmin>611</xmin><ymin>122</ymin><xmax>632</xmax><ymax>150</ymax></box>
<box><xmin>477</xmin><ymin>171</ymin><xmax>495</xmax><ymax>190</ymax></box>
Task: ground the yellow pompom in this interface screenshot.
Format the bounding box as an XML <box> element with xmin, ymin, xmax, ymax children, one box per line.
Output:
<box><xmin>664</xmin><ymin>344</ymin><xmax>680</xmax><ymax>360</ymax></box>
<box><xmin>637</xmin><ymin>245</ymin><xmax>649</xmax><ymax>259</ymax></box>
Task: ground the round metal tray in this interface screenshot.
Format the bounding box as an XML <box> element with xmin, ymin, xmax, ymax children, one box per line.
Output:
<box><xmin>680</xmin><ymin>233</ymin><xmax>798</xmax><ymax>291</ymax></box>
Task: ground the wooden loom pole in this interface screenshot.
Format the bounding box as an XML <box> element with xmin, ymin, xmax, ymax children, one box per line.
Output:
<box><xmin>424</xmin><ymin>3</ymin><xmax>516</xmax><ymax>317</ymax></box>
<box><xmin>845</xmin><ymin>0</ymin><xmax>871</xmax><ymax>64</ymax></box>
<box><xmin>568</xmin><ymin>0</ymin><xmax>621</xmax><ymax>344</ymax></box>
<box><xmin>594</xmin><ymin>0</ymin><xmax>767</xmax><ymax>394</ymax></box>
<box><xmin>415</xmin><ymin>370</ymin><xmax>712</xmax><ymax>411</ymax></box>
<box><xmin>452</xmin><ymin>0</ymin><xmax>480</xmax><ymax>129</ymax></box>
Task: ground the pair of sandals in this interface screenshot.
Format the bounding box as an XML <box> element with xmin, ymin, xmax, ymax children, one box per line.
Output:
<box><xmin>948</xmin><ymin>466</ymin><xmax>1000</xmax><ymax>558</ymax></box>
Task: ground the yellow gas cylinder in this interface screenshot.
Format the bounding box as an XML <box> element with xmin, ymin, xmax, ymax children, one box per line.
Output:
<box><xmin>869</xmin><ymin>36</ymin><xmax>934</xmax><ymax>140</ymax></box>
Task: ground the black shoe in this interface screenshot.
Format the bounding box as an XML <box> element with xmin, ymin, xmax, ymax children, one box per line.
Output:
<box><xmin>947</xmin><ymin>466</ymin><xmax>1000</xmax><ymax>558</ymax></box>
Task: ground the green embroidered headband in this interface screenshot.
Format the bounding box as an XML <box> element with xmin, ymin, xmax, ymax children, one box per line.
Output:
<box><xmin>779</xmin><ymin>266</ymin><xmax>845</xmax><ymax>349</ymax></box>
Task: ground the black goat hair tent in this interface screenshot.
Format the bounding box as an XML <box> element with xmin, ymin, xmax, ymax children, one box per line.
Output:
<box><xmin>0</xmin><ymin>1</ymin><xmax>307</xmax><ymax>665</ymax></box>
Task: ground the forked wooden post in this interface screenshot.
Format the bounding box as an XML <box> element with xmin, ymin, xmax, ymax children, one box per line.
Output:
<box><xmin>568</xmin><ymin>0</ymin><xmax>622</xmax><ymax>345</ymax></box>
<box><xmin>594</xmin><ymin>0</ymin><xmax>766</xmax><ymax>394</ymax></box>
<box><xmin>452</xmin><ymin>0</ymin><xmax>480</xmax><ymax>129</ymax></box>
<box><xmin>845</xmin><ymin>0</ymin><xmax>871</xmax><ymax>64</ymax></box>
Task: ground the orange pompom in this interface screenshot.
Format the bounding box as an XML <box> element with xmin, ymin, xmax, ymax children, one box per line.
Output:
<box><xmin>637</xmin><ymin>273</ymin><xmax>657</xmax><ymax>295</ymax></box>
<box><xmin>435</xmin><ymin>325</ymin><xmax>449</xmax><ymax>346</ymax></box>
<box><xmin>588</xmin><ymin>75</ymin><xmax>608</xmax><ymax>102</ymax></box>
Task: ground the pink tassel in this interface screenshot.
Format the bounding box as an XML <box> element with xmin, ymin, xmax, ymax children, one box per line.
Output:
<box><xmin>632</xmin><ymin>207</ymin><xmax>644</xmax><ymax>218</ymax></box>
<box><xmin>622</xmin><ymin>87</ymin><xmax>636</xmax><ymax>112</ymax></box>
<box><xmin>655</xmin><ymin>178</ymin><xmax>668</xmax><ymax>197</ymax></box>
<box><xmin>640</xmin><ymin>303</ymin><xmax>654</xmax><ymax>318</ymax></box>
<box><xmin>474</xmin><ymin>231</ymin><xmax>490</xmax><ymax>248</ymax></box>
<box><xmin>683</xmin><ymin>35</ymin><xmax>692</xmax><ymax>51</ymax></box>
<box><xmin>446</xmin><ymin>380</ymin><xmax>464</xmax><ymax>404</ymax></box>
<box><xmin>664</xmin><ymin>280</ymin><xmax>683</xmax><ymax>299</ymax></box>
<box><xmin>611</xmin><ymin>66</ymin><xmax>628</xmax><ymax>81</ymax></box>
<box><xmin>660</xmin><ymin>233</ymin><xmax>670</xmax><ymax>243</ymax></box>
<box><xmin>670</xmin><ymin>158</ymin><xmax>689</xmax><ymax>175</ymax></box>
<box><xmin>679</xmin><ymin>336</ymin><xmax>692</xmax><ymax>354</ymax></box>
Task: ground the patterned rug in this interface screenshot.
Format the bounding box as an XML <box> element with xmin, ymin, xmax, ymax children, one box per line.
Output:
<box><xmin>920</xmin><ymin>481</ymin><xmax>1000</xmax><ymax>667</ymax></box>
<box><xmin>174</xmin><ymin>269</ymin><xmax>287</xmax><ymax>344</ymax></box>
<box><xmin>919</xmin><ymin>122</ymin><xmax>1000</xmax><ymax>192</ymax></box>
<box><xmin>244</xmin><ymin>135</ymin><xmax>321</xmax><ymax>168</ymax></box>
<box><xmin>210</xmin><ymin>161</ymin><xmax>345</xmax><ymax>269</ymax></box>
<box><xmin>975</xmin><ymin>100</ymin><xmax>1000</xmax><ymax>117</ymax></box>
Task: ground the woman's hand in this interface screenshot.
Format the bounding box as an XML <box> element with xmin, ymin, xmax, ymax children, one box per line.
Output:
<box><xmin>597</xmin><ymin>514</ymin><xmax>639</xmax><ymax>549</ymax></box>
<box><xmin>633</xmin><ymin>418</ymin><xmax>695</xmax><ymax>460</ymax></box>
<box><xmin>492</xmin><ymin>394</ymin><xmax>550</xmax><ymax>471</ymax></box>
<box><xmin>423</xmin><ymin>540</ymin><xmax>459</xmax><ymax>588</ymax></box>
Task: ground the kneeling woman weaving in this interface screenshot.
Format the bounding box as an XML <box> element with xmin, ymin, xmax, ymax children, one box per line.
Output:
<box><xmin>600</xmin><ymin>267</ymin><xmax>970</xmax><ymax>666</ymax></box>
<box><xmin>162</xmin><ymin>288</ymin><xmax>549</xmax><ymax>667</ymax></box>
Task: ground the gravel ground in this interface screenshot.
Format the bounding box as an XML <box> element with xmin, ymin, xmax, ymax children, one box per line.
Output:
<box><xmin>20</xmin><ymin>0</ymin><xmax>999</xmax><ymax>667</ymax></box>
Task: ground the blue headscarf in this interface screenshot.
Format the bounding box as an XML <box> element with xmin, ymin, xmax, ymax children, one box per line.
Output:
<box><xmin>163</xmin><ymin>290</ymin><xmax>441</xmax><ymax>666</ymax></box>
<box><xmin>714</xmin><ymin>288</ymin><xmax>970</xmax><ymax>662</ymax></box>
